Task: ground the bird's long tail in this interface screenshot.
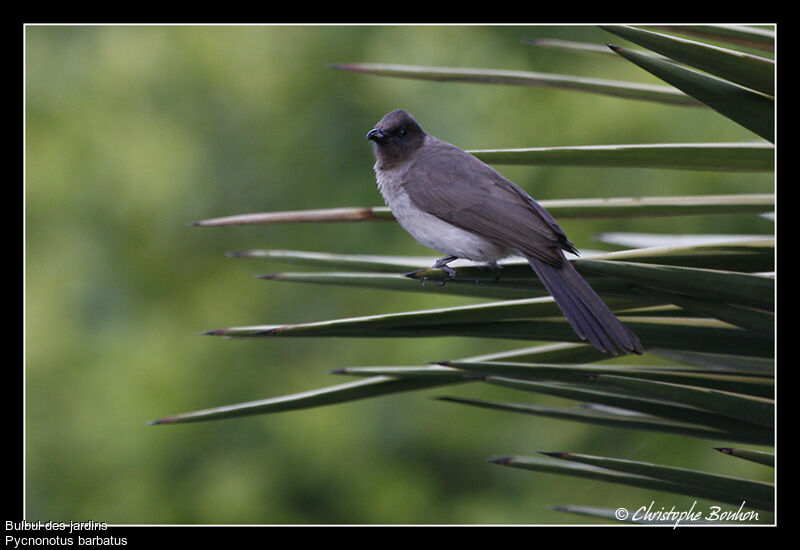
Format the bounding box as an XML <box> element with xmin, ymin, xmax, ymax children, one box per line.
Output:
<box><xmin>527</xmin><ymin>257</ymin><xmax>643</xmax><ymax>355</ymax></box>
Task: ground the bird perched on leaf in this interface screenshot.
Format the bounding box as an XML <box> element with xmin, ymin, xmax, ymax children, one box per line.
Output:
<box><xmin>367</xmin><ymin>109</ymin><xmax>643</xmax><ymax>356</ymax></box>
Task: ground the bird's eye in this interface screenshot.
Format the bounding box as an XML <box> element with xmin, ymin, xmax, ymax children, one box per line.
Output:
<box><xmin>397</xmin><ymin>127</ymin><xmax>407</xmax><ymax>137</ymax></box>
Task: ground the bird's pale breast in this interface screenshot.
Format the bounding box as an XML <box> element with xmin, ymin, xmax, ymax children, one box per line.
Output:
<box><xmin>375</xmin><ymin>163</ymin><xmax>512</xmax><ymax>262</ymax></box>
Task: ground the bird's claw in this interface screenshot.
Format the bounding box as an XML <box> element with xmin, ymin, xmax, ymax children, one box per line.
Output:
<box><xmin>431</xmin><ymin>256</ymin><xmax>458</xmax><ymax>285</ymax></box>
<box><xmin>483</xmin><ymin>261</ymin><xmax>503</xmax><ymax>282</ymax></box>
<box><xmin>440</xmin><ymin>265</ymin><xmax>457</xmax><ymax>279</ymax></box>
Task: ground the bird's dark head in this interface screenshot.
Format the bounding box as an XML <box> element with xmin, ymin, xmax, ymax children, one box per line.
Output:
<box><xmin>367</xmin><ymin>110</ymin><xmax>426</xmax><ymax>168</ymax></box>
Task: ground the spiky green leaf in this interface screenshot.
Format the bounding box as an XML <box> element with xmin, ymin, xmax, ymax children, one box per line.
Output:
<box><xmin>148</xmin><ymin>375</ymin><xmax>467</xmax><ymax>425</ymax></box>
<box><xmin>490</xmin><ymin>455</ymin><xmax>771</xmax><ymax>511</ymax></box>
<box><xmin>643</xmin><ymin>25</ymin><xmax>774</xmax><ymax>53</ymax></box>
<box><xmin>440</xmin><ymin>396</ymin><xmax>769</xmax><ymax>445</ymax></box>
<box><xmin>443</xmin><ymin>360</ymin><xmax>773</xmax><ymax>397</ymax></box>
<box><xmin>330</xmin><ymin>62</ymin><xmax>700</xmax><ymax>106</ymax></box>
<box><xmin>484</xmin><ymin>377</ymin><xmax>768</xmax><ymax>436</ymax></box>
<box><xmin>471</xmin><ymin>142</ymin><xmax>773</xmax><ymax>171</ymax></box>
<box><xmin>608</xmin><ymin>45</ymin><xmax>773</xmax><ymax>142</ymax></box>
<box><xmin>575</xmin><ymin>259</ymin><xmax>774</xmax><ymax>311</ymax></box>
<box><xmin>192</xmin><ymin>194</ymin><xmax>774</xmax><ymax>227</ymax></box>
<box><xmin>596</xmin><ymin>375</ymin><xmax>773</xmax><ymax>427</ymax></box>
<box><xmin>602</xmin><ymin>26</ymin><xmax>774</xmax><ymax>95</ymax></box>
<box><xmin>716</xmin><ymin>447</ymin><xmax>774</xmax><ymax>467</ymax></box>
<box><xmin>543</xmin><ymin>452</ymin><xmax>773</xmax><ymax>511</ymax></box>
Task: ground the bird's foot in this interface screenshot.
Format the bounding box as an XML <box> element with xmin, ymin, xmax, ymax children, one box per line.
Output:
<box><xmin>483</xmin><ymin>261</ymin><xmax>503</xmax><ymax>282</ymax></box>
<box><xmin>433</xmin><ymin>256</ymin><xmax>458</xmax><ymax>279</ymax></box>
<box><xmin>432</xmin><ymin>255</ymin><xmax>458</xmax><ymax>285</ymax></box>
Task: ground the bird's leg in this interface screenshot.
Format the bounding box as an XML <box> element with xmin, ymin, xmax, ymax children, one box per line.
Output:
<box><xmin>432</xmin><ymin>255</ymin><xmax>458</xmax><ymax>285</ymax></box>
<box><xmin>483</xmin><ymin>261</ymin><xmax>503</xmax><ymax>282</ymax></box>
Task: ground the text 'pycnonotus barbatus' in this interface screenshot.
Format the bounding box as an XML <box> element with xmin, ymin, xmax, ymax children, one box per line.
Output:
<box><xmin>367</xmin><ymin>109</ymin><xmax>643</xmax><ymax>355</ymax></box>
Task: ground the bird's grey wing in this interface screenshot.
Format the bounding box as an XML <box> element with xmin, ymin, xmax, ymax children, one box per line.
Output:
<box><xmin>405</xmin><ymin>140</ymin><xmax>642</xmax><ymax>356</ymax></box>
<box><xmin>405</xmin><ymin>141</ymin><xmax>576</xmax><ymax>265</ymax></box>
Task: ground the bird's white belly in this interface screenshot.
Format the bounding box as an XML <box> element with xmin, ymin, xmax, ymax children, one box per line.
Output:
<box><xmin>376</xmin><ymin>169</ymin><xmax>511</xmax><ymax>262</ymax></box>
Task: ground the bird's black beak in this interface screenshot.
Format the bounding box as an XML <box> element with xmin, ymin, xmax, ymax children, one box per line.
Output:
<box><xmin>366</xmin><ymin>128</ymin><xmax>386</xmax><ymax>143</ymax></box>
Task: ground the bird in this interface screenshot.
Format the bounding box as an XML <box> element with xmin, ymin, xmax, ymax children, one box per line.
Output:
<box><xmin>366</xmin><ymin>109</ymin><xmax>643</xmax><ymax>355</ymax></box>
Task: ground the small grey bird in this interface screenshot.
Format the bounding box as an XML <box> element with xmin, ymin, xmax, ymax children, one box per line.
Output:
<box><xmin>367</xmin><ymin>109</ymin><xmax>643</xmax><ymax>355</ymax></box>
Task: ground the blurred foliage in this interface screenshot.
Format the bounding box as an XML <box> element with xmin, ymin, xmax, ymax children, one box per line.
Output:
<box><xmin>25</xmin><ymin>25</ymin><xmax>774</xmax><ymax>524</ymax></box>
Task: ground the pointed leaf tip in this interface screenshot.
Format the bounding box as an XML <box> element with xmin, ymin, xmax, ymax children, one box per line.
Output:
<box><xmin>487</xmin><ymin>456</ymin><xmax>515</xmax><ymax>465</ymax></box>
<box><xmin>146</xmin><ymin>417</ymin><xmax>173</xmax><ymax>425</ymax></box>
<box><xmin>328</xmin><ymin>63</ymin><xmax>360</xmax><ymax>72</ymax></box>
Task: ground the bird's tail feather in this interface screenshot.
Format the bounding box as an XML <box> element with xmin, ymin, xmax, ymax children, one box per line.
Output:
<box><xmin>527</xmin><ymin>257</ymin><xmax>643</xmax><ymax>355</ymax></box>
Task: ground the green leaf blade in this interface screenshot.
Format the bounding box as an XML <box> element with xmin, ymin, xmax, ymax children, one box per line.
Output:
<box><xmin>608</xmin><ymin>45</ymin><xmax>774</xmax><ymax>142</ymax></box>
<box><xmin>440</xmin><ymin>396</ymin><xmax>770</xmax><ymax>445</ymax></box>
<box><xmin>574</xmin><ymin>259</ymin><xmax>774</xmax><ymax>311</ymax></box>
<box><xmin>597</xmin><ymin>374</ymin><xmax>774</xmax><ymax>427</ymax></box>
<box><xmin>193</xmin><ymin>194</ymin><xmax>774</xmax><ymax>227</ymax></box>
<box><xmin>484</xmin><ymin>377</ymin><xmax>768</xmax><ymax>436</ymax></box>
<box><xmin>643</xmin><ymin>25</ymin><xmax>774</xmax><ymax>53</ymax></box>
<box><xmin>545</xmin><ymin>452</ymin><xmax>773</xmax><ymax>511</ymax></box>
<box><xmin>716</xmin><ymin>447</ymin><xmax>775</xmax><ymax>467</ymax></box>
<box><xmin>470</xmin><ymin>142</ymin><xmax>774</xmax><ymax>172</ymax></box>
<box><xmin>602</xmin><ymin>25</ymin><xmax>774</xmax><ymax>96</ymax></box>
<box><xmin>490</xmin><ymin>455</ymin><xmax>772</xmax><ymax>510</ymax></box>
<box><xmin>148</xmin><ymin>375</ymin><xmax>467</xmax><ymax>425</ymax></box>
<box><xmin>330</xmin><ymin>62</ymin><xmax>700</xmax><ymax>107</ymax></box>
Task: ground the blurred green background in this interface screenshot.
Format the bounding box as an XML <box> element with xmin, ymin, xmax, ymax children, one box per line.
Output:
<box><xmin>25</xmin><ymin>25</ymin><xmax>773</xmax><ymax>524</ymax></box>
